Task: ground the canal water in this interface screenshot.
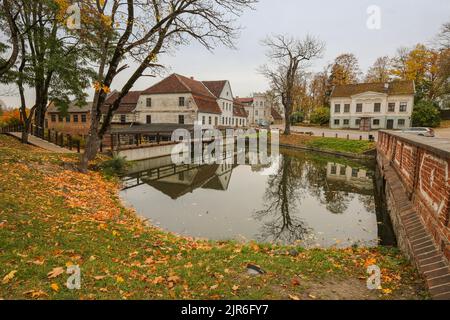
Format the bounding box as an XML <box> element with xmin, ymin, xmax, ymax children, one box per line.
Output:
<box><xmin>120</xmin><ymin>148</ymin><xmax>395</xmax><ymax>248</ymax></box>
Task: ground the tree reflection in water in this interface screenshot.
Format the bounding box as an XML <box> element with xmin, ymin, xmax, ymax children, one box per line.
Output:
<box><xmin>254</xmin><ymin>155</ymin><xmax>311</xmax><ymax>244</ymax></box>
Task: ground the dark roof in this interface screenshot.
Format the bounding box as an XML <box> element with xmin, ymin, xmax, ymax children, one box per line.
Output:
<box><xmin>202</xmin><ymin>81</ymin><xmax>227</xmax><ymax>98</ymax></box>
<box><xmin>233</xmin><ymin>103</ymin><xmax>248</xmax><ymax>118</ymax></box>
<box><xmin>331</xmin><ymin>81</ymin><xmax>415</xmax><ymax>98</ymax></box>
<box><xmin>271</xmin><ymin>108</ymin><xmax>283</xmax><ymax>120</ymax></box>
<box><xmin>47</xmin><ymin>101</ymin><xmax>92</xmax><ymax>113</ymax></box>
<box><xmin>110</xmin><ymin>123</ymin><xmax>195</xmax><ymax>134</ymax></box>
<box><xmin>193</xmin><ymin>95</ymin><xmax>222</xmax><ymax>114</ymax></box>
<box><xmin>142</xmin><ymin>74</ymin><xmax>215</xmax><ymax>99</ymax></box>
<box><xmin>102</xmin><ymin>91</ymin><xmax>141</xmax><ymax>114</ymax></box>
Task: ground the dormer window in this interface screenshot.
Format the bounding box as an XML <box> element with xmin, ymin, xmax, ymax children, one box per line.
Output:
<box><xmin>179</xmin><ymin>97</ymin><xmax>185</xmax><ymax>107</ymax></box>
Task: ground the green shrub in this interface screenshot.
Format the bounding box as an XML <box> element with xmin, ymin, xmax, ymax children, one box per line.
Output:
<box><xmin>290</xmin><ymin>111</ymin><xmax>304</xmax><ymax>125</ymax></box>
<box><xmin>310</xmin><ymin>107</ymin><xmax>330</xmax><ymax>126</ymax></box>
<box><xmin>412</xmin><ymin>100</ymin><xmax>441</xmax><ymax>128</ymax></box>
<box><xmin>99</xmin><ymin>155</ymin><xmax>130</xmax><ymax>176</ymax></box>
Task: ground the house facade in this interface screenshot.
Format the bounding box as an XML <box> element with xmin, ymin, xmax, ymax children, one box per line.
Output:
<box><xmin>236</xmin><ymin>93</ymin><xmax>278</xmax><ymax>125</ymax></box>
<box><xmin>134</xmin><ymin>74</ymin><xmax>247</xmax><ymax>128</ymax></box>
<box><xmin>330</xmin><ymin>81</ymin><xmax>415</xmax><ymax>130</ymax></box>
<box><xmin>45</xmin><ymin>101</ymin><xmax>92</xmax><ymax>136</ymax></box>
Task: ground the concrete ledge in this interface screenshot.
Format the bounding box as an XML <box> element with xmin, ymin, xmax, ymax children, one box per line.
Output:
<box><xmin>378</xmin><ymin>152</ymin><xmax>450</xmax><ymax>300</ymax></box>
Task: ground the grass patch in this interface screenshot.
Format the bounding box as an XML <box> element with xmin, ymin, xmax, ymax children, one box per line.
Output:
<box><xmin>0</xmin><ymin>134</ymin><xmax>426</xmax><ymax>300</ymax></box>
<box><xmin>306</xmin><ymin>138</ymin><xmax>376</xmax><ymax>154</ymax></box>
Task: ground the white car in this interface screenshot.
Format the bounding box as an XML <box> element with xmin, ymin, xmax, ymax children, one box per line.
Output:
<box><xmin>401</xmin><ymin>127</ymin><xmax>435</xmax><ymax>137</ymax></box>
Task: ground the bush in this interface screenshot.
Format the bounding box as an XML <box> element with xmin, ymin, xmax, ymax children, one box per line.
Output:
<box><xmin>412</xmin><ymin>100</ymin><xmax>441</xmax><ymax>128</ymax></box>
<box><xmin>99</xmin><ymin>156</ymin><xmax>130</xmax><ymax>177</ymax></box>
<box><xmin>310</xmin><ymin>107</ymin><xmax>330</xmax><ymax>126</ymax></box>
<box><xmin>290</xmin><ymin>111</ymin><xmax>304</xmax><ymax>125</ymax></box>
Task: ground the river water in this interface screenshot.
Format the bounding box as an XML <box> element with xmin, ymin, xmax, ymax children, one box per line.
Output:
<box><xmin>120</xmin><ymin>148</ymin><xmax>395</xmax><ymax>248</ymax></box>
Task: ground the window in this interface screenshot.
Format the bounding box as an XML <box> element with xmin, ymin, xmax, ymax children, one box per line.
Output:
<box><xmin>334</xmin><ymin>119</ymin><xmax>340</xmax><ymax>125</ymax></box>
<box><xmin>81</xmin><ymin>114</ymin><xmax>87</xmax><ymax>123</ymax></box>
<box><xmin>400</xmin><ymin>102</ymin><xmax>407</xmax><ymax>112</ymax></box>
<box><xmin>373</xmin><ymin>119</ymin><xmax>380</xmax><ymax>126</ymax></box>
<box><xmin>51</xmin><ymin>114</ymin><xmax>56</xmax><ymax>122</ymax></box>
<box><xmin>352</xmin><ymin>169</ymin><xmax>358</xmax><ymax>178</ymax></box>
<box><xmin>58</xmin><ymin>115</ymin><xmax>63</xmax><ymax>122</ymax></box>
<box><xmin>178</xmin><ymin>115</ymin><xmax>185</xmax><ymax>124</ymax></box>
<box><xmin>340</xmin><ymin>166</ymin><xmax>346</xmax><ymax>176</ymax></box>
<box><xmin>209</xmin><ymin>116</ymin><xmax>212</xmax><ymax>125</ymax></box>
<box><xmin>355</xmin><ymin>119</ymin><xmax>361</xmax><ymax>126</ymax></box>
<box><xmin>255</xmin><ymin>110</ymin><xmax>258</xmax><ymax>116</ymax></box>
<box><xmin>374</xmin><ymin>103</ymin><xmax>381</xmax><ymax>113</ymax></box>
<box><xmin>356</xmin><ymin>104</ymin><xmax>363</xmax><ymax>113</ymax></box>
<box><xmin>179</xmin><ymin>97</ymin><xmax>185</xmax><ymax>107</ymax></box>
<box><xmin>215</xmin><ymin>117</ymin><xmax>218</xmax><ymax>126</ymax></box>
<box><xmin>398</xmin><ymin>119</ymin><xmax>406</xmax><ymax>127</ymax></box>
<box><xmin>146</xmin><ymin>115</ymin><xmax>152</xmax><ymax>124</ymax></box>
<box><xmin>331</xmin><ymin>165</ymin><xmax>337</xmax><ymax>175</ymax></box>
<box><xmin>334</xmin><ymin>104</ymin><xmax>341</xmax><ymax>113</ymax></box>
<box><xmin>344</xmin><ymin>119</ymin><xmax>350</xmax><ymax>125</ymax></box>
<box><xmin>344</xmin><ymin>104</ymin><xmax>350</xmax><ymax>113</ymax></box>
<box><xmin>120</xmin><ymin>115</ymin><xmax>127</xmax><ymax>123</ymax></box>
<box><xmin>66</xmin><ymin>115</ymin><xmax>70</xmax><ymax>123</ymax></box>
<box><xmin>388</xmin><ymin>103</ymin><xmax>395</xmax><ymax>112</ymax></box>
<box><xmin>202</xmin><ymin>116</ymin><xmax>206</xmax><ymax>125</ymax></box>
<box><xmin>73</xmin><ymin>115</ymin><xmax>79</xmax><ymax>123</ymax></box>
<box><xmin>146</xmin><ymin>98</ymin><xmax>152</xmax><ymax>107</ymax></box>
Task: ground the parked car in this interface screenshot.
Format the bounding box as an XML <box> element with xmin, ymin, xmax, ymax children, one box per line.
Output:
<box><xmin>401</xmin><ymin>127</ymin><xmax>435</xmax><ymax>137</ymax></box>
<box><xmin>256</xmin><ymin>120</ymin><xmax>271</xmax><ymax>129</ymax></box>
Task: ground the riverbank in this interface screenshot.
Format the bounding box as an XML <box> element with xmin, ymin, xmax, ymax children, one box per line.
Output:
<box><xmin>0</xmin><ymin>135</ymin><xmax>427</xmax><ymax>300</ymax></box>
<box><xmin>279</xmin><ymin>135</ymin><xmax>376</xmax><ymax>159</ymax></box>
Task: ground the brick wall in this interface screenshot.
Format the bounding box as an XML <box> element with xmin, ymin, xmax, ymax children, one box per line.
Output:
<box><xmin>378</xmin><ymin>131</ymin><xmax>450</xmax><ymax>263</ymax></box>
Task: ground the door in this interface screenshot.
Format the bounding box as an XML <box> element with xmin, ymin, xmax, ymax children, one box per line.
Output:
<box><xmin>360</xmin><ymin>118</ymin><xmax>371</xmax><ymax>131</ymax></box>
<box><xmin>386</xmin><ymin>119</ymin><xmax>394</xmax><ymax>129</ymax></box>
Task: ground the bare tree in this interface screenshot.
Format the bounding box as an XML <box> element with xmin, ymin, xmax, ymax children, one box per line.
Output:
<box><xmin>78</xmin><ymin>0</ymin><xmax>256</xmax><ymax>172</ymax></box>
<box><xmin>259</xmin><ymin>34</ymin><xmax>324</xmax><ymax>135</ymax></box>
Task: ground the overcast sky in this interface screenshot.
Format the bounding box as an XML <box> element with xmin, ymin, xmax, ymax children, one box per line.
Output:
<box><xmin>1</xmin><ymin>0</ymin><xmax>449</xmax><ymax>107</ymax></box>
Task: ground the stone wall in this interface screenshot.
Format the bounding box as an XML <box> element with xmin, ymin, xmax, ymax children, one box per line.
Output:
<box><xmin>377</xmin><ymin>130</ymin><xmax>450</xmax><ymax>299</ymax></box>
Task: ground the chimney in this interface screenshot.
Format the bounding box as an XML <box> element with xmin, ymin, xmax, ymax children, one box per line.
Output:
<box><xmin>190</xmin><ymin>76</ymin><xmax>194</xmax><ymax>80</ymax></box>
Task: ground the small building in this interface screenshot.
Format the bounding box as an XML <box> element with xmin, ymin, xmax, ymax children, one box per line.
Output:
<box><xmin>329</xmin><ymin>81</ymin><xmax>415</xmax><ymax>130</ymax></box>
<box><xmin>45</xmin><ymin>101</ymin><xmax>92</xmax><ymax>136</ymax></box>
<box><xmin>236</xmin><ymin>93</ymin><xmax>273</xmax><ymax>125</ymax></box>
<box><xmin>232</xmin><ymin>101</ymin><xmax>248</xmax><ymax>127</ymax></box>
<box><xmin>202</xmin><ymin>80</ymin><xmax>236</xmax><ymax>127</ymax></box>
<box><xmin>271</xmin><ymin>108</ymin><xmax>283</xmax><ymax>125</ymax></box>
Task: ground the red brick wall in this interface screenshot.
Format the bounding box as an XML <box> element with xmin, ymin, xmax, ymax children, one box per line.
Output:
<box><xmin>378</xmin><ymin>131</ymin><xmax>450</xmax><ymax>262</ymax></box>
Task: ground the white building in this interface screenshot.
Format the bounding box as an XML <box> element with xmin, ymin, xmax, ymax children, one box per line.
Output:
<box><xmin>235</xmin><ymin>93</ymin><xmax>276</xmax><ymax>125</ymax></box>
<box><xmin>329</xmin><ymin>81</ymin><xmax>415</xmax><ymax>130</ymax></box>
<box><xmin>134</xmin><ymin>74</ymin><xmax>247</xmax><ymax>128</ymax></box>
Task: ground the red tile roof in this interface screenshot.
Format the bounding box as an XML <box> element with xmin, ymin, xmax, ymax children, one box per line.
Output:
<box><xmin>102</xmin><ymin>91</ymin><xmax>141</xmax><ymax>114</ymax></box>
<box><xmin>235</xmin><ymin>97</ymin><xmax>253</xmax><ymax>104</ymax></box>
<box><xmin>142</xmin><ymin>74</ymin><xmax>216</xmax><ymax>99</ymax></box>
<box><xmin>202</xmin><ymin>81</ymin><xmax>227</xmax><ymax>98</ymax></box>
<box><xmin>331</xmin><ymin>81</ymin><xmax>415</xmax><ymax>98</ymax></box>
<box><xmin>233</xmin><ymin>102</ymin><xmax>248</xmax><ymax>118</ymax></box>
<box><xmin>193</xmin><ymin>95</ymin><xmax>222</xmax><ymax>115</ymax></box>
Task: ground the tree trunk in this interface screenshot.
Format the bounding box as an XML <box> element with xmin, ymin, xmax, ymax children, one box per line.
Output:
<box><xmin>79</xmin><ymin>132</ymin><xmax>101</xmax><ymax>173</ymax></box>
<box><xmin>284</xmin><ymin>112</ymin><xmax>291</xmax><ymax>135</ymax></box>
<box><xmin>21</xmin><ymin>119</ymin><xmax>32</xmax><ymax>144</ymax></box>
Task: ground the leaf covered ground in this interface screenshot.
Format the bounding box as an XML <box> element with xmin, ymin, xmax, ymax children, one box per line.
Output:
<box><xmin>0</xmin><ymin>135</ymin><xmax>427</xmax><ymax>300</ymax></box>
